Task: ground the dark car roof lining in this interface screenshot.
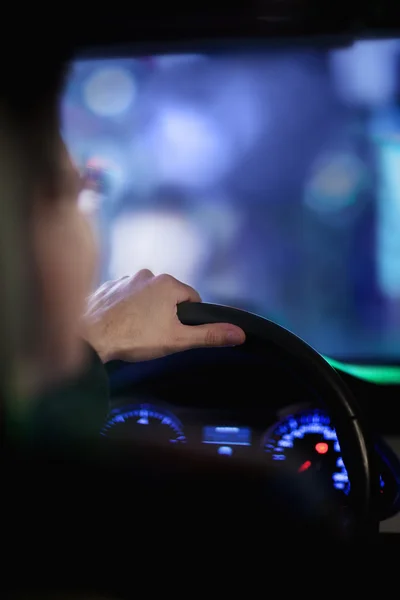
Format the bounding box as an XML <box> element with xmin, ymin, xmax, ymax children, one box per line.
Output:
<box><xmin>54</xmin><ymin>0</ymin><xmax>400</xmax><ymax>58</ymax></box>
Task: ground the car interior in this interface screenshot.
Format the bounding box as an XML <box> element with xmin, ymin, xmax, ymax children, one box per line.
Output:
<box><xmin>7</xmin><ymin>1</ymin><xmax>400</xmax><ymax>596</ymax></box>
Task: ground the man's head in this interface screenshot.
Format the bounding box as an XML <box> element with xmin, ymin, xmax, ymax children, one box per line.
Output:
<box><xmin>0</xmin><ymin>52</ymin><xmax>97</xmax><ymax>398</ymax></box>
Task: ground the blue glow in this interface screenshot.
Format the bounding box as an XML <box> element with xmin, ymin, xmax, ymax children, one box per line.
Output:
<box><xmin>101</xmin><ymin>403</ymin><xmax>186</xmax><ymax>443</ymax></box>
<box><xmin>264</xmin><ymin>409</ymin><xmax>350</xmax><ymax>495</ymax></box>
<box><xmin>334</xmin><ymin>482</ymin><xmax>345</xmax><ymax>490</ymax></box>
<box><xmin>218</xmin><ymin>446</ymin><xmax>233</xmax><ymax>456</ymax></box>
<box><xmin>265</xmin><ymin>410</ymin><xmax>387</xmax><ymax>494</ymax></box>
<box><xmin>203</xmin><ymin>426</ymin><xmax>251</xmax><ymax>446</ymax></box>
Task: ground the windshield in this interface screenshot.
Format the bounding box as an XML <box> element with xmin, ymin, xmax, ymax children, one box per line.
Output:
<box><xmin>63</xmin><ymin>39</ymin><xmax>400</xmax><ymax>361</ymax></box>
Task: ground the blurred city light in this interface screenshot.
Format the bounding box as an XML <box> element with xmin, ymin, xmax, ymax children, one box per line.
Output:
<box><xmin>330</xmin><ymin>40</ymin><xmax>400</xmax><ymax>106</ymax></box>
<box><xmin>84</xmin><ymin>67</ymin><xmax>136</xmax><ymax>116</ymax></box>
<box><xmin>109</xmin><ymin>211</ymin><xmax>210</xmax><ymax>285</ymax></box>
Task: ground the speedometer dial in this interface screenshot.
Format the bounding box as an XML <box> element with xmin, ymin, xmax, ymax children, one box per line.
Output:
<box><xmin>263</xmin><ymin>408</ymin><xmax>349</xmax><ymax>495</ymax></box>
<box><xmin>101</xmin><ymin>403</ymin><xmax>186</xmax><ymax>445</ymax></box>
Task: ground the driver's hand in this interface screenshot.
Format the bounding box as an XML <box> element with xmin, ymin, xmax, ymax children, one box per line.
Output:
<box><xmin>82</xmin><ymin>270</ymin><xmax>246</xmax><ymax>363</ymax></box>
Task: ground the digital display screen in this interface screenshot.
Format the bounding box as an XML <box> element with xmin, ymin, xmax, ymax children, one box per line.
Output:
<box><xmin>63</xmin><ymin>39</ymin><xmax>400</xmax><ymax>360</ymax></box>
<box><xmin>203</xmin><ymin>426</ymin><xmax>251</xmax><ymax>446</ymax></box>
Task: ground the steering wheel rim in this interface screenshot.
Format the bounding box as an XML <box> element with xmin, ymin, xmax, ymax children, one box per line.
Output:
<box><xmin>177</xmin><ymin>301</ymin><xmax>380</xmax><ymax>536</ymax></box>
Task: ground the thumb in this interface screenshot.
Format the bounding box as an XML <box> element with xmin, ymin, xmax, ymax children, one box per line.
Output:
<box><xmin>180</xmin><ymin>323</ymin><xmax>246</xmax><ymax>350</ymax></box>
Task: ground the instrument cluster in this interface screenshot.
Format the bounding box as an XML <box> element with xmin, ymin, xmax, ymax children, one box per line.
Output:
<box><xmin>101</xmin><ymin>400</ymin><xmax>377</xmax><ymax>499</ymax></box>
<box><xmin>101</xmin><ymin>398</ymin><xmax>400</xmax><ymax>521</ymax></box>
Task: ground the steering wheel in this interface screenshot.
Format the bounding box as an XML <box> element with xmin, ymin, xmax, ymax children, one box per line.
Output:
<box><xmin>176</xmin><ymin>302</ymin><xmax>380</xmax><ymax>538</ymax></box>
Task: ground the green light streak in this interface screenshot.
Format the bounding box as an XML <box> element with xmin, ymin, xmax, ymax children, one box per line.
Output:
<box><xmin>322</xmin><ymin>356</ymin><xmax>400</xmax><ymax>385</ymax></box>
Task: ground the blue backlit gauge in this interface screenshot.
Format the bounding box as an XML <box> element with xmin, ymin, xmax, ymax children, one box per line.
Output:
<box><xmin>101</xmin><ymin>403</ymin><xmax>186</xmax><ymax>445</ymax></box>
<box><xmin>263</xmin><ymin>408</ymin><xmax>350</xmax><ymax>495</ymax></box>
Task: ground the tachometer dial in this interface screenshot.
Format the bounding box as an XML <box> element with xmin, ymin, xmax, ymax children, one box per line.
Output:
<box><xmin>101</xmin><ymin>403</ymin><xmax>186</xmax><ymax>445</ymax></box>
<box><xmin>263</xmin><ymin>408</ymin><xmax>349</xmax><ymax>495</ymax></box>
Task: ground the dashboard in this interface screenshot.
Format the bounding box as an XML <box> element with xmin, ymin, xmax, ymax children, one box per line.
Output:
<box><xmin>103</xmin><ymin>345</ymin><xmax>400</xmax><ymax>526</ymax></box>
<box><xmin>101</xmin><ymin>394</ymin><xmax>399</xmax><ymax>520</ymax></box>
<box><xmin>102</xmin><ymin>401</ymin><xmax>350</xmax><ymax>489</ymax></box>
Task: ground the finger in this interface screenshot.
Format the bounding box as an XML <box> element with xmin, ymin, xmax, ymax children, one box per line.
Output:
<box><xmin>179</xmin><ymin>323</ymin><xmax>245</xmax><ymax>350</ymax></box>
<box><xmin>154</xmin><ymin>274</ymin><xmax>202</xmax><ymax>303</ymax></box>
<box><xmin>132</xmin><ymin>269</ymin><xmax>155</xmax><ymax>283</ymax></box>
<box><xmin>176</xmin><ymin>282</ymin><xmax>202</xmax><ymax>304</ymax></box>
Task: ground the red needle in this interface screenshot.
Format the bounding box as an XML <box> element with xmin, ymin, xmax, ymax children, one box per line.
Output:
<box><xmin>298</xmin><ymin>460</ymin><xmax>311</xmax><ymax>473</ymax></box>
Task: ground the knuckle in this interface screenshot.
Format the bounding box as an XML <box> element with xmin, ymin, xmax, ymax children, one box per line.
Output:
<box><xmin>129</xmin><ymin>269</ymin><xmax>154</xmax><ymax>287</ymax></box>
<box><xmin>188</xmin><ymin>285</ymin><xmax>201</xmax><ymax>299</ymax></box>
<box><xmin>136</xmin><ymin>268</ymin><xmax>154</xmax><ymax>279</ymax></box>
<box><xmin>204</xmin><ymin>328</ymin><xmax>220</xmax><ymax>347</ymax></box>
<box><xmin>156</xmin><ymin>273</ymin><xmax>177</xmax><ymax>288</ymax></box>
